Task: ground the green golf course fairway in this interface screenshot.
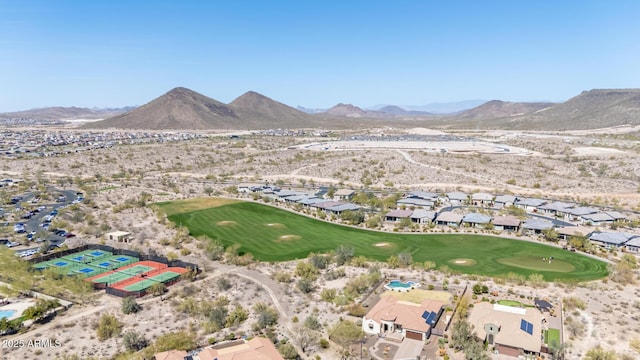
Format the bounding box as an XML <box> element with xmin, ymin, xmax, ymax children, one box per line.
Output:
<box><xmin>158</xmin><ymin>199</ymin><xmax>609</xmax><ymax>282</ymax></box>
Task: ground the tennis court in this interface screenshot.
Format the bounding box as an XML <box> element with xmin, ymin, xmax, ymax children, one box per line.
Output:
<box><xmin>62</xmin><ymin>250</ymin><xmax>113</xmax><ymax>264</ymax></box>
<box><xmin>89</xmin><ymin>255</ymin><xmax>138</xmax><ymax>270</ymax></box>
<box><xmin>68</xmin><ymin>264</ymin><xmax>106</xmax><ymax>277</ymax></box>
<box><xmin>87</xmin><ymin>270</ymin><xmax>138</xmax><ymax>286</ymax></box>
<box><xmin>121</xmin><ymin>269</ymin><xmax>187</xmax><ymax>292</ymax></box>
<box><xmin>85</xmin><ymin>261</ymin><xmax>159</xmax><ymax>287</ymax></box>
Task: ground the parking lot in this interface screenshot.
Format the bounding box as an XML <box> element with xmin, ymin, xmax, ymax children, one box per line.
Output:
<box><xmin>1</xmin><ymin>187</ymin><xmax>79</xmax><ymax>257</ymax></box>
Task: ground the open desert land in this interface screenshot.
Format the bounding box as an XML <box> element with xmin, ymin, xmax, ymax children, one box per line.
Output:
<box><xmin>1</xmin><ymin>126</ymin><xmax>640</xmax><ymax>360</ymax></box>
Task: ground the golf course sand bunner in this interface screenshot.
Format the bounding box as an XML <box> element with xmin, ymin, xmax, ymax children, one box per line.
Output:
<box><xmin>158</xmin><ymin>198</ymin><xmax>609</xmax><ymax>282</ymax></box>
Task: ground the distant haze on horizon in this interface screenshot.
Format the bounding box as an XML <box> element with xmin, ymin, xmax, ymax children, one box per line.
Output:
<box><xmin>1</xmin><ymin>1</ymin><xmax>639</xmax><ymax>112</ymax></box>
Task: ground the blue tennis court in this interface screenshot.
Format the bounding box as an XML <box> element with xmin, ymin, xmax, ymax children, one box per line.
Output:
<box><xmin>77</xmin><ymin>267</ymin><xmax>95</xmax><ymax>274</ymax></box>
<box><xmin>115</xmin><ymin>257</ymin><xmax>130</xmax><ymax>262</ymax></box>
<box><xmin>90</xmin><ymin>251</ymin><xmax>104</xmax><ymax>257</ymax></box>
<box><xmin>71</xmin><ymin>256</ymin><xmax>84</xmax><ymax>262</ymax></box>
<box><xmin>97</xmin><ymin>262</ymin><xmax>112</xmax><ymax>267</ymax></box>
<box><xmin>54</xmin><ymin>261</ymin><xmax>68</xmax><ymax>267</ymax></box>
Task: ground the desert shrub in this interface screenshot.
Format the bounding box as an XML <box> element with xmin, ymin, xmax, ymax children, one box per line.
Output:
<box><xmin>123</xmin><ymin>330</ymin><xmax>148</xmax><ymax>351</ymax></box>
<box><xmin>96</xmin><ymin>313</ymin><xmax>123</xmax><ymax>340</ymax></box>
<box><xmin>121</xmin><ymin>297</ymin><xmax>141</xmax><ymax>314</ymax></box>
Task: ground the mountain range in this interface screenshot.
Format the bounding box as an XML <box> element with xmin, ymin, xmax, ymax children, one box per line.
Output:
<box><xmin>0</xmin><ymin>106</ymin><xmax>134</xmax><ymax>121</ymax></box>
<box><xmin>6</xmin><ymin>87</ymin><xmax>640</xmax><ymax>131</ymax></box>
<box><xmin>85</xmin><ymin>87</ymin><xmax>323</xmax><ymax>130</ymax></box>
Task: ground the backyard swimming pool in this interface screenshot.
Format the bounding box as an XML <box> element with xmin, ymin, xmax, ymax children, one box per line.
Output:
<box><xmin>0</xmin><ymin>309</ymin><xmax>16</xmax><ymax>320</ymax></box>
<box><xmin>384</xmin><ymin>280</ymin><xmax>420</xmax><ymax>292</ymax></box>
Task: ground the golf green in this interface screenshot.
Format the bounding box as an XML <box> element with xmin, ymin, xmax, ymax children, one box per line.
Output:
<box><xmin>497</xmin><ymin>255</ymin><xmax>576</xmax><ymax>272</ymax></box>
<box><xmin>158</xmin><ymin>199</ymin><xmax>609</xmax><ymax>282</ymax></box>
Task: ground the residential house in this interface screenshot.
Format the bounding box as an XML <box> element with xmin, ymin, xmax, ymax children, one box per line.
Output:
<box><xmin>468</xmin><ymin>302</ymin><xmax>543</xmax><ymax>357</ymax></box>
<box><xmin>273</xmin><ymin>190</ymin><xmax>307</xmax><ymax>201</ymax></box>
<box><xmin>446</xmin><ymin>191</ymin><xmax>468</xmax><ymax>205</ymax></box>
<box><xmin>362</xmin><ymin>295</ymin><xmax>444</xmax><ymax>341</ymax></box>
<box><xmin>195</xmin><ymin>337</ymin><xmax>284</xmax><ymax>360</ymax></box>
<box><xmin>580</xmin><ymin>212</ymin><xmax>615</xmax><ymax>226</ymax></box>
<box><xmin>297</xmin><ymin>197</ymin><xmax>326</xmax><ymax>208</ymax></box>
<box><xmin>492</xmin><ymin>216</ymin><xmax>521</xmax><ymax>232</ymax></box>
<box><xmin>311</xmin><ymin>201</ymin><xmax>359</xmax><ymax>215</ymax></box>
<box><xmin>384</xmin><ymin>209</ymin><xmax>414</xmax><ymax>223</ymax></box>
<box><xmin>567</xmin><ymin>207</ymin><xmax>599</xmax><ymax>222</ymax></box>
<box><xmin>325</xmin><ymin>203</ymin><xmax>360</xmax><ymax>215</ymax></box>
<box><xmin>521</xmin><ymin>218</ymin><xmax>553</xmax><ymax>234</ymax></box>
<box><xmin>153</xmin><ymin>349</ymin><xmax>187</xmax><ymax>360</ymax></box>
<box><xmin>396</xmin><ymin>198</ymin><xmax>434</xmax><ymax>210</ymax></box>
<box><xmin>515</xmin><ymin>198</ymin><xmax>547</xmax><ymax>213</ymax></box>
<box><xmin>334</xmin><ymin>189</ymin><xmax>355</xmax><ymax>201</ymax></box>
<box><xmin>435</xmin><ymin>211</ymin><xmax>463</xmax><ymax>227</ymax></box>
<box><xmin>589</xmin><ymin>232</ymin><xmax>637</xmax><ymax>250</ymax></box>
<box><xmin>625</xmin><ymin>237</ymin><xmax>640</xmax><ymax>254</ymax></box>
<box><xmin>604</xmin><ymin>211</ymin><xmax>628</xmax><ymax>223</ymax></box>
<box><xmin>237</xmin><ymin>184</ymin><xmax>252</xmax><ymax>193</ymax></box>
<box><xmin>471</xmin><ymin>193</ymin><xmax>494</xmax><ymax>207</ymax></box>
<box><xmin>284</xmin><ymin>194</ymin><xmax>316</xmax><ymax>203</ymax></box>
<box><xmin>407</xmin><ymin>190</ymin><xmax>439</xmax><ymax>201</ymax></box>
<box><xmin>462</xmin><ymin>213</ymin><xmax>492</xmax><ymax>228</ymax></box>
<box><xmin>556</xmin><ymin>226</ymin><xmax>593</xmax><ymax>241</ymax></box>
<box><xmin>538</xmin><ymin>201</ymin><xmax>575</xmax><ymax>218</ymax></box>
<box><xmin>494</xmin><ymin>195</ymin><xmax>517</xmax><ymax>209</ymax></box>
<box><xmin>410</xmin><ymin>210</ymin><xmax>437</xmax><ymax>224</ymax></box>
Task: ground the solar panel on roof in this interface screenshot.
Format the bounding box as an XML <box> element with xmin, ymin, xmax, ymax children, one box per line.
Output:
<box><xmin>426</xmin><ymin>312</ymin><xmax>437</xmax><ymax>325</ymax></box>
<box><xmin>421</xmin><ymin>311</ymin><xmax>429</xmax><ymax>320</ymax></box>
<box><xmin>520</xmin><ymin>319</ymin><xmax>533</xmax><ymax>335</ymax></box>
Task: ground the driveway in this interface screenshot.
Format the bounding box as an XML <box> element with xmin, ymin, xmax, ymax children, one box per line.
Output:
<box><xmin>394</xmin><ymin>338</ymin><xmax>423</xmax><ymax>360</ymax></box>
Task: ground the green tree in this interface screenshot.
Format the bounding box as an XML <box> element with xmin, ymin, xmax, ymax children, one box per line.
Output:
<box><xmin>297</xmin><ymin>278</ymin><xmax>315</xmax><ymax>294</ymax></box>
<box><xmin>121</xmin><ymin>296</ymin><xmax>141</xmax><ymax>314</ymax></box>
<box><xmin>96</xmin><ymin>313</ymin><xmax>124</xmax><ymax>340</ymax></box>
<box><xmin>278</xmin><ymin>342</ymin><xmax>298</xmax><ymax>360</ymax></box>
<box><xmin>149</xmin><ymin>282</ymin><xmax>167</xmax><ymax>296</ymax></box>
<box><xmin>204</xmin><ymin>238</ymin><xmax>225</xmax><ymax>260</ymax></box>
<box><xmin>584</xmin><ymin>346</ymin><xmax>617</xmax><ymax>360</ymax></box>
<box><xmin>308</xmin><ymin>253</ymin><xmax>330</xmax><ymax>270</ymax></box>
<box><xmin>339</xmin><ymin>210</ymin><xmax>365</xmax><ymax>225</ymax></box>
<box><xmin>330</xmin><ymin>320</ymin><xmax>363</xmax><ymax>355</ymax></box>
<box><xmin>225</xmin><ymin>305</ymin><xmax>248</xmax><ymax>328</ymax></box>
<box><xmin>334</xmin><ymin>245</ymin><xmax>354</xmax><ymax>266</ymax></box>
<box><xmin>397</xmin><ymin>252</ymin><xmax>413</xmax><ymax>267</ymax></box>
<box><xmin>304</xmin><ymin>315</ymin><xmax>322</xmax><ymax>331</ymax></box>
<box><xmin>295</xmin><ymin>261</ymin><xmax>319</xmax><ymax>281</ymax></box>
<box><xmin>542</xmin><ymin>228</ymin><xmax>559</xmax><ymax>242</ymax></box>
<box><xmin>122</xmin><ymin>330</ymin><xmax>148</xmax><ymax>351</ymax></box>
<box><xmin>253</xmin><ymin>302</ymin><xmax>278</xmax><ymax>329</ymax></box>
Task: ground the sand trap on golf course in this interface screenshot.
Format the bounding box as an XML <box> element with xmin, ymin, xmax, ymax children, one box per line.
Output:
<box><xmin>449</xmin><ymin>258</ymin><xmax>477</xmax><ymax>266</ymax></box>
<box><xmin>216</xmin><ymin>221</ymin><xmax>237</xmax><ymax>226</ymax></box>
<box><xmin>374</xmin><ymin>242</ymin><xmax>391</xmax><ymax>247</ymax></box>
<box><xmin>265</xmin><ymin>223</ymin><xmax>285</xmax><ymax>228</ymax></box>
<box><xmin>276</xmin><ymin>235</ymin><xmax>301</xmax><ymax>242</ymax></box>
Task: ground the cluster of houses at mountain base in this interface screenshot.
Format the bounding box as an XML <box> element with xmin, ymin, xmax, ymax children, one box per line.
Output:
<box><xmin>238</xmin><ymin>185</ymin><xmax>639</xmax><ymax>252</ymax></box>
<box><xmin>361</xmin><ymin>293</ymin><xmax>557</xmax><ymax>358</ymax></box>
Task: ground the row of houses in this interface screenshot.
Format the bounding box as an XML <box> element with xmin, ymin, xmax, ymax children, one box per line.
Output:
<box><xmin>249</xmin><ymin>187</ymin><xmax>360</xmax><ymax>216</ymax></box>
<box><xmin>384</xmin><ymin>210</ymin><xmax>542</xmax><ymax>233</ymax></box>
<box><xmin>398</xmin><ymin>191</ymin><xmax>629</xmax><ymax>225</ymax></box>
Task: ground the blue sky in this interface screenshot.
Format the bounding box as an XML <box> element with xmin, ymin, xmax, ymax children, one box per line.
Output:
<box><xmin>1</xmin><ymin>0</ymin><xmax>639</xmax><ymax>111</ymax></box>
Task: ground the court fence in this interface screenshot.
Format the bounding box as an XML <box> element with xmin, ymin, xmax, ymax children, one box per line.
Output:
<box><xmin>29</xmin><ymin>244</ymin><xmax>199</xmax><ymax>298</ymax></box>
